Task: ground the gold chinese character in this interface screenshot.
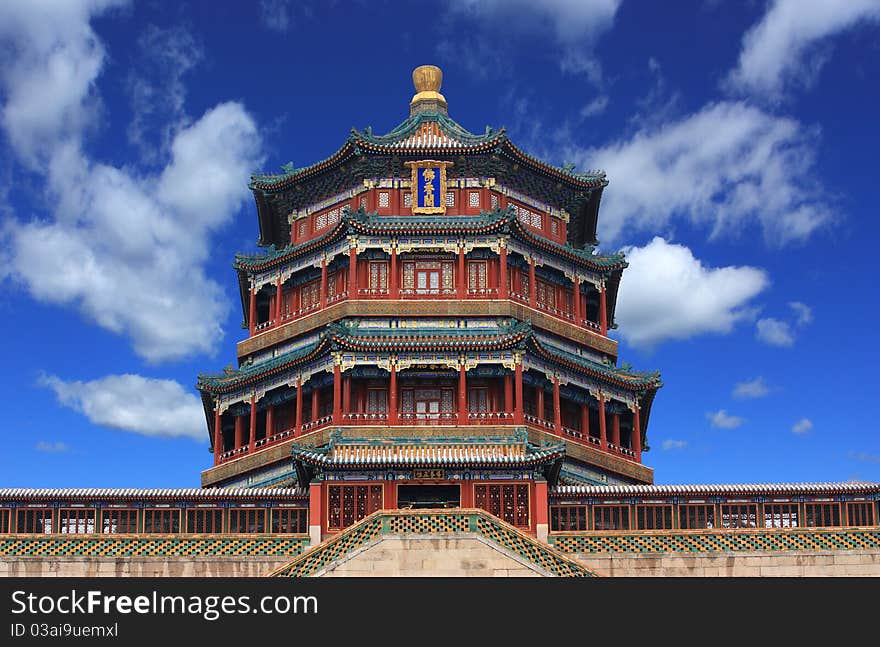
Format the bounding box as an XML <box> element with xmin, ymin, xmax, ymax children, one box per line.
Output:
<box><xmin>422</xmin><ymin>168</ymin><xmax>436</xmax><ymax>206</ymax></box>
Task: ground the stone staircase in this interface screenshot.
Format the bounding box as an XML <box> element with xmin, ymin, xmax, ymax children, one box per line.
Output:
<box><xmin>267</xmin><ymin>508</ymin><xmax>599</xmax><ymax>577</ymax></box>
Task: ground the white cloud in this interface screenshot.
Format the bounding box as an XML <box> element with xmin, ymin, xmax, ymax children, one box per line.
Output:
<box><xmin>789</xmin><ymin>301</ymin><xmax>813</xmax><ymax>326</ymax></box>
<box><xmin>40</xmin><ymin>374</ymin><xmax>205</xmax><ymax>440</ymax></box>
<box><xmin>578</xmin><ymin>101</ymin><xmax>832</xmax><ymax>246</ymax></box>
<box><xmin>756</xmin><ymin>317</ymin><xmax>795</xmax><ymax>347</ymax></box>
<box><xmin>733</xmin><ymin>376</ymin><xmax>771</xmax><ymax>399</ymax></box>
<box><xmin>35</xmin><ymin>441</ymin><xmax>71</xmax><ymax>453</ymax></box>
<box><xmin>0</xmin><ymin>0</ymin><xmax>126</xmax><ymax>166</ymax></box>
<box><xmin>580</xmin><ymin>96</ymin><xmax>609</xmax><ymax>118</ymax></box>
<box><xmin>0</xmin><ymin>2</ymin><xmax>264</xmax><ymax>362</ymax></box>
<box><xmin>614</xmin><ymin>237</ymin><xmax>768</xmax><ymax>348</ymax></box>
<box><xmin>260</xmin><ymin>0</ymin><xmax>293</xmax><ymax>32</ymax></box>
<box><xmin>126</xmin><ymin>24</ymin><xmax>204</xmax><ymax>162</ymax></box>
<box><xmin>443</xmin><ymin>0</ymin><xmax>620</xmax><ymax>82</ymax></box>
<box><xmin>707</xmin><ymin>409</ymin><xmax>745</xmax><ymax>429</ymax></box>
<box><xmin>850</xmin><ymin>451</ymin><xmax>880</xmax><ymax>464</ymax></box>
<box><xmin>726</xmin><ymin>0</ymin><xmax>880</xmax><ymax>100</ymax></box>
<box><xmin>662</xmin><ymin>439</ymin><xmax>688</xmax><ymax>451</ymax></box>
<box><xmin>792</xmin><ymin>418</ymin><xmax>813</xmax><ymax>435</ymax></box>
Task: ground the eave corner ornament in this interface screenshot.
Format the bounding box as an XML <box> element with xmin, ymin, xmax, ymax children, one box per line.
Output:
<box><xmin>405</xmin><ymin>160</ymin><xmax>453</xmax><ymax>215</ymax></box>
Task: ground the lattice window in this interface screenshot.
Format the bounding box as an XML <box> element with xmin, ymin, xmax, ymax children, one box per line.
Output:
<box><xmin>327</xmin><ymin>484</ymin><xmax>383</xmax><ymax>531</ymax></box>
<box><xmin>281</xmin><ymin>290</ymin><xmax>294</xmax><ymax>317</ymax></box>
<box><xmin>441</xmin><ymin>389</ymin><xmax>454</xmax><ymax>413</ymax></box>
<box><xmin>378</xmin><ymin>192</ymin><xmax>390</xmax><ymax>208</ymax></box>
<box><xmin>467</xmin><ymin>261</ymin><xmax>487</xmax><ymax>290</ymax></box>
<box><xmin>846</xmin><ymin>502</ymin><xmax>874</xmax><ymax>526</ymax></box>
<box><xmin>517</xmin><ymin>205</ymin><xmax>530</xmax><ymax>225</ymax></box>
<box><xmin>143</xmin><ymin>509</ymin><xmax>181</xmax><ymax>533</ymax></box>
<box><xmin>805</xmin><ymin>503</ymin><xmax>840</xmax><ymax>527</ymax></box>
<box><xmin>315</xmin><ymin>212</ymin><xmax>328</xmax><ymax>230</ymax></box>
<box><xmin>298</xmin><ymin>221</ymin><xmax>307</xmax><ymax>238</ymax></box>
<box><xmin>402</xmin><ymin>260</ymin><xmax>452</xmax><ymax>294</ymax></box>
<box><xmin>550</xmin><ymin>505</ymin><xmax>587</xmax><ymax>531</ymax></box>
<box><xmin>474</xmin><ymin>484</ymin><xmax>530</xmax><ymax>528</ymax></box>
<box><xmin>531</xmin><ymin>211</ymin><xmax>543</xmax><ymax>229</ymax></box>
<box><xmin>763</xmin><ymin>503</ymin><xmax>799</xmax><ymax>528</ymax></box>
<box><xmin>720</xmin><ymin>504</ymin><xmax>758</xmax><ymax>528</ymax></box>
<box><xmin>301</xmin><ymin>280</ymin><xmax>320</xmax><ymax>309</ymax></box>
<box><xmin>58</xmin><ymin>508</ymin><xmax>96</xmax><ymax>534</ymax></box>
<box><xmin>550</xmin><ymin>218</ymin><xmax>558</xmax><ymax>235</ymax></box>
<box><xmin>228</xmin><ymin>509</ymin><xmax>267</xmax><ymax>533</ymax></box>
<box><xmin>469</xmin><ymin>191</ymin><xmax>480</xmax><ymax>208</ymax></box>
<box><xmin>102</xmin><ymin>509</ymin><xmax>138</xmax><ymax>534</ymax></box>
<box><xmin>468</xmin><ymin>388</ymin><xmax>488</xmax><ymax>413</ymax></box>
<box><xmin>403</xmin><ymin>192</ymin><xmax>412</xmax><ymax>207</ymax></box>
<box><xmin>536</xmin><ymin>281</ymin><xmax>555</xmax><ymax>308</ymax></box>
<box><xmin>401</xmin><ymin>389</ymin><xmax>414</xmax><ymax>413</ymax></box>
<box><xmin>367</xmin><ymin>389</ymin><xmax>388</xmax><ymax>413</ymax></box>
<box><xmin>187</xmin><ymin>509</ymin><xmax>224</xmax><ymax>533</ymax></box>
<box><xmin>445</xmin><ymin>191</ymin><xmax>455</xmax><ymax>206</ymax></box>
<box><xmin>0</xmin><ymin>509</ymin><xmax>10</xmax><ymax>533</ymax></box>
<box><xmin>369</xmin><ymin>262</ymin><xmax>388</xmax><ymax>291</ymax></box>
<box><xmin>520</xmin><ymin>271</ymin><xmax>529</xmax><ymax>297</ymax></box>
<box><xmin>360</xmin><ymin>197</ymin><xmax>367</xmax><ymax>209</ymax></box>
<box><xmin>636</xmin><ymin>505</ymin><xmax>673</xmax><ymax>530</ymax></box>
<box><xmin>678</xmin><ymin>504</ymin><xmax>715</xmax><ymax>529</ymax></box>
<box><xmin>272</xmin><ymin>508</ymin><xmax>307</xmax><ymax>534</ymax></box>
<box><xmin>490</xmin><ymin>193</ymin><xmax>499</xmax><ymax>209</ymax></box>
<box><xmin>593</xmin><ymin>505</ymin><xmax>630</xmax><ymax>530</ymax></box>
<box><xmin>327</xmin><ymin>273</ymin><xmax>337</xmax><ymax>297</ymax></box>
<box><xmin>327</xmin><ymin>208</ymin><xmax>340</xmax><ymax>225</ymax></box>
<box><xmin>17</xmin><ymin>508</ymin><xmax>53</xmax><ymax>533</ymax></box>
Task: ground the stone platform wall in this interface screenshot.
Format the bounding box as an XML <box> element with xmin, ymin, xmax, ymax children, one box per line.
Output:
<box><xmin>571</xmin><ymin>551</ymin><xmax>880</xmax><ymax>577</ymax></box>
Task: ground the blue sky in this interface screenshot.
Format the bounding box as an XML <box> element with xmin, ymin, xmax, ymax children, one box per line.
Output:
<box><xmin>1</xmin><ymin>0</ymin><xmax>878</xmax><ymax>487</ymax></box>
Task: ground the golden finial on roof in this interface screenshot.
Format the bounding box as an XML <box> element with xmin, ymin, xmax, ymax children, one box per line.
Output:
<box><xmin>410</xmin><ymin>65</ymin><xmax>448</xmax><ymax>116</ymax></box>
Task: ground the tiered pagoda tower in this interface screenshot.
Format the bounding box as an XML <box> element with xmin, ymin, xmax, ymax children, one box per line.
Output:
<box><xmin>197</xmin><ymin>66</ymin><xmax>662</xmax><ymax>544</ymax></box>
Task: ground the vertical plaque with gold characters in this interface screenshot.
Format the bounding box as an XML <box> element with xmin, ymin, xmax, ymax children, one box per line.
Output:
<box><xmin>405</xmin><ymin>160</ymin><xmax>453</xmax><ymax>214</ymax></box>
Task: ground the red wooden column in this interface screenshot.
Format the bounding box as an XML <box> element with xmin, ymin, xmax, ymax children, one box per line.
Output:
<box><xmin>274</xmin><ymin>277</ymin><xmax>283</xmax><ymax>327</ymax></box>
<box><xmin>503</xmin><ymin>375</ymin><xmax>513</xmax><ymax>415</ymax></box>
<box><xmin>536</xmin><ymin>385</ymin><xmax>545</xmax><ymax>423</ymax></box>
<box><xmin>348</xmin><ymin>245</ymin><xmax>358</xmax><ymax>299</ymax></box>
<box><xmin>213</xmin><ymin>408</ymin><xmax>222</xmax><ymax>464</ymax></box>
<box><xmin>580</xmin><ymin>402</ymin><xmax>590</xmax><ymax>437</ymax></box>
<box><xmin>552</xmin><ymin>377</ymin><xmax>562</xmax><ymax>434</ymax></box>
<box><xmin>535</xmin><ymin>478</ymin><xmax>549</xmax><ymax>541</ymax></box>
<box><xmin>308</xmin><ymin>482</ymin><xmax>322</xmax><ymax>545</ymax></box>
<box><xmin>632</xmin><ymin>403</ymin><xmax>642</xmax><ymax>461</ymax></box>
<box><xmin>266</xmin><ymin>405</ymin><xmax>274</xmax><ymax>441</ymax></box>
<box><xmin>332</xmin><ymin>362</ymin><xmax>342</xmax><ymax>424</ymax></box>
<box><xmin>388</xmin><ymin>363</ymin><xmax>398</xmax><ymax>425</ymax></box>
<box><xmin>458</xmin><ymin>364</ymin><xmax>467</xmax><ymax>425</ymax></box>
<box><xmin>598</xmin><ymin>394</ymin><xmax>608</xmax><ymax>448</ymax></box>
<box><xmin>311</xmin><ymin>385</ymin><xmax>320</xmax><ymax>423</ymax></box>
<box><xmin>572</xmin><ymin>278</ymin><xmax>582</xmax><ymax>324</ymax></box>
<box><xmin>248</xmin><ymin>395</ymin><xmax>257</xmax><ymax>453</ymax></box>
<box><xmin>390</xmin><ymin>244</ymin><xmax>399</xmax><ymax>298</ymax></box>
<box><xmin>499</xmin><ymin>243</ymin><xmax>508</xmax><ymax>299</ymax></box>
<box><xmin>457</xmin><ymin>244</ymin><xmax>466</xmax><ymax>299</ymax></box>
<box><xmin>529</xmin><ymin>256</ymin><xmax>537</xmax><ymax>306</ymax></box>
<box><xmin>294</xmin><ymin>378</ymin><xmax>303</xmax><ymax>437</ymax></box>
<box><xmin>319</xmin><ymin>258</ymin><xmax>328</xmax><ymax>309</ymax></box>
<box><xmin>343</xmin><ymin>376</ymin><xmax>351</xmax><ymax>421</ymax></box>
<box><xmin>514</xmin><ymin>360</ymin><xmax>524</xmax><ymax>425</ymax></box>
<box><xmin>234</xmin><ymin>414</ymin><xmax>244</xmax><ymax>451</ymax></box>
<box><xmin>248</xmin><ymin>286</ymin><xmax>256</xmax><ymax>336</ymax></box>
<box><xmin>599</xmin><ymin>285</ymin><xmax>608</xmax><ymax>335</ymax></box>
<box><xmin>611</xmin><ymin>412</ymin><xmax>620</xmax><ymax>447</ymax></box>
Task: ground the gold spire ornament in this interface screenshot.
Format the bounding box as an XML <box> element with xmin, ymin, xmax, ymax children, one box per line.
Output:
<box><xmin>410</xmin><ymin>65</ymin><xmax>448</xmax><ymax>115</ymax></box>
